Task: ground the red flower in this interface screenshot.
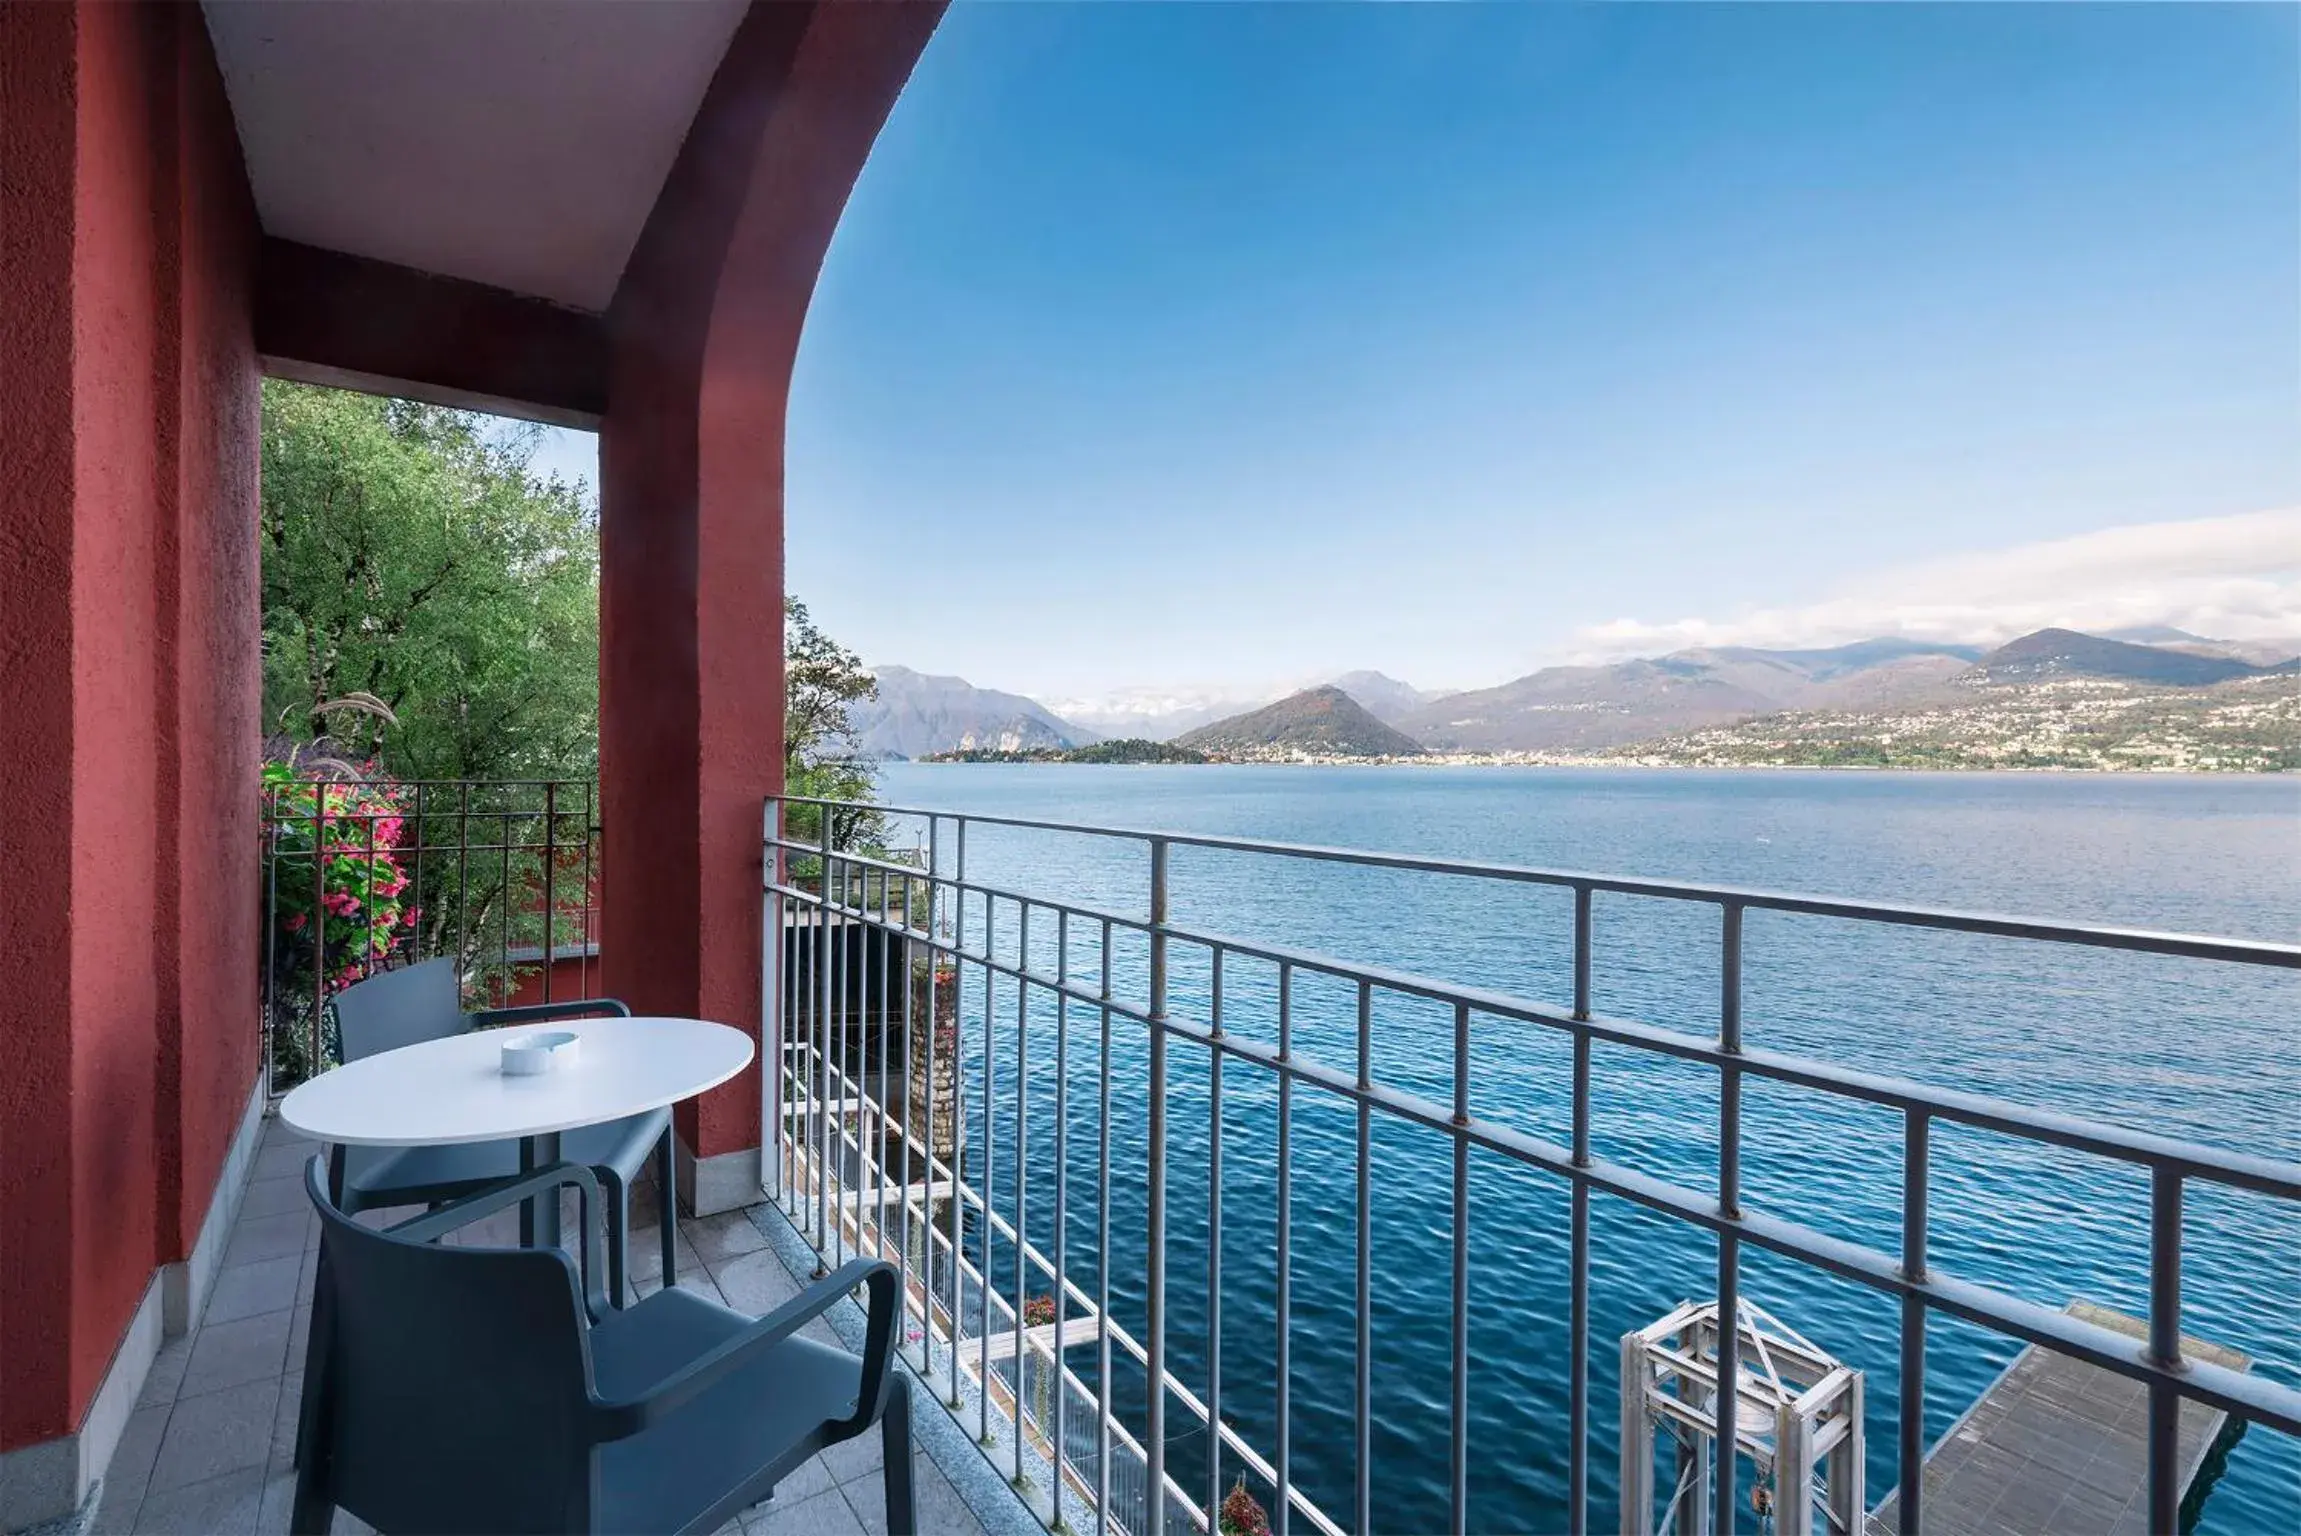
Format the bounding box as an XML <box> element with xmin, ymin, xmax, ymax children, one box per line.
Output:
<box><xmin>1219</xmin><ymin>1477</ymin><xmax>1270</xmax><ymax>1536</ymax></box>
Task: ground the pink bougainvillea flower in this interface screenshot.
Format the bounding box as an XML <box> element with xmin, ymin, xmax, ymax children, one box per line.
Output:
<box><xmin>284</xmin><ymin>913</ymin><xmax>308</xmax><ymax>932</ymax></box>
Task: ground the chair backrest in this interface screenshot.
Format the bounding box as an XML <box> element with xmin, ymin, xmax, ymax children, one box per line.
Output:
<box><xmin>332</xmin><ymin>957</ymin><xmax>464</xmax><ymax>1062</ymax></box>
<box><xmin>304</xmin><ymin>1160</ymin><xmax>599</xmax><ymax>1533</ymax></box>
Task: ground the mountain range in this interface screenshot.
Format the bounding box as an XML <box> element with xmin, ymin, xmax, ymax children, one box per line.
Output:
<box><xmin>846</xmin><ymin>631</ymin><xmax>2296</xmax><ymax>761</ymax></box>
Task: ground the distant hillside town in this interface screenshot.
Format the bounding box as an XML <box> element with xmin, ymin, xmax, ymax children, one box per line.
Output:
<box><xmin>848</xmin><ymin>628</ymin><xmax>2298</xmax><ymax>772</ymax></box>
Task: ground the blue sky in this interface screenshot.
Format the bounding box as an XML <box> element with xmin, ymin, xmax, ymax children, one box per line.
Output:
<box><xmin>529</xmin><ymin>1</ymin><xmax>2299</xmax><ymax>702</ymax></box>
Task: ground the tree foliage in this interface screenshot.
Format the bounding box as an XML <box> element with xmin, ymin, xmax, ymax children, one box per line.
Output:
<box><xmin>260</xmin><ymin>381</ymin><xmax>601</xmax><ymax>783</ymax></box>
<box><xmin>784</xmin><ymin>597</ymin><xmax>883</xmax><ymax>852</ymax></box>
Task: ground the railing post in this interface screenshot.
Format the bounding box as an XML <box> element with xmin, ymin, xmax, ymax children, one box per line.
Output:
<box><xmin>948</xmin><ymin>819</ymin><xmax>967</xmax><ymax>1412</ymax></box>
<box><xmin>762</xmin><ymin>797</ymin><xmax>782</xmax><ymax>1200</ymax></box>
<box><xmin>816</xmin><ymin>808</ymin><xmax>834</xmax><ymax>1274</ymax></box>
<box><xmin>1450</xmin><ymin>999</ymin><xmax>1471</xmax><ymax>1536</ymax></box>
<box><xmin>911</xmin><ymin>814</ymin><xmax>937</xmax><ymax>1375</ymax></box>
<box><xmin>1355</xmin><ymin>978</ymin><xmax>1374</xmax><ymax>1536</ymax></box>
<box><xmin>308</xmin><ymin>787</ymin><xmax>327</xmax><ymax>1075</ymax></box>
<box><xmin>1899</xmin><ymin>1109</ymin><xmax>1929</xmax><ymax>1536</ymax></box>
<box><xmin>1714</xmin><ymin>901</ymin><xmax>1743</xmax><ymax>1536</ymax></box>
<box><xmin>2148</xmin><ymin>1168</ymin><xmax>2184</xmax><ymax>1536</ymax></box>
<box><xmin>1570</xmin><ymin>884</ymin><xmax>1593</xmax><ymax>1536</ymax></box>
<box><xmin>1053</xmin><ymin>908</ymin><xmax>1071</xmax><ymax>1532</ymax></box>
<box><xmin>1145</xmin><ymin>837</ymin><xmax>1169</xmax><ymax>1536</ymax></box>
<box><xmin>1275</xmin><ymin>961</ymin><xmax>1293</xmax><ymax>1536</ymax></box>
<box><xmin>1096</xmin><ymin>917</ymin><xmax>1115</xmax><ymax>1536</ymax></box>
<box><xmin>1208</xmin><ymin>947</ymin><xmax>1226</xmax><ymax>1528</ymax></box>
<box><xmin>261</xmin><ymin>793</ymin><xmax>279</xmax><ymax>1098</ymax></box>
<box><xmin>542</xmin><ymin>781</ymin><xmax>558</xmax><ymax>1002</ymax></box>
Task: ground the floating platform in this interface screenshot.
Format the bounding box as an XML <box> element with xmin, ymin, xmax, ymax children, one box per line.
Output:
<box><xmin>1869</xmin><ymin>1301</ymin><xmax>2250</xmax><ymax>1536</ymax></box>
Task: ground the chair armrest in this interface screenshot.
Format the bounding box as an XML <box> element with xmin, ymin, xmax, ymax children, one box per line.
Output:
<box><xmin>590</xmin><ymin>1259</ymin><xmax>897</xmax><ymax>1441</ymax></box>
<box><xmin>384</xmin><ymin>1162</ymin><xmax>610</xmax><ymax>1319</ymax></box>
<box><xmin>470</xmin><ymin>996</ymin><xmax>633</xmax><ymax>1028</ymax></box>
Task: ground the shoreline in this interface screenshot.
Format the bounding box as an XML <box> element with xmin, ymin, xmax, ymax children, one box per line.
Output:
<box><xmin>905</xmin><ymin>756</ymin><xmax>2291</xmax><ymax>776</ymax></box>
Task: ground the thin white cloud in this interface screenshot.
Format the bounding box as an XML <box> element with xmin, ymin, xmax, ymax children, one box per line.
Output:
<box><xmin>1573</xmin><ymin>508</ymin><xmax>2301</xmax><ymax>659</ymax></box>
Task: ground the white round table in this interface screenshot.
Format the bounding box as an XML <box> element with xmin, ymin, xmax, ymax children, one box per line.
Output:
<box><xmin>279</xmin><ymin>1016</ymin><xmax>754</xmax><ymax>1247</ymax></box>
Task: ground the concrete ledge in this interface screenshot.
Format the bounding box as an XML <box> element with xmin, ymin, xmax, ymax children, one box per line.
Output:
<box><xmin>0</xmin><ymin>1274</ymin><xmax>161</xmax><ymax>1534</ymax></box>
<box><xmin>0</xmin><ymin>1073</ymin><xmax>266</xmax><ymax>1533</ymax></box>
<box><xmin>162</xmin><ymin>1073</ymin><xmax>269</xmax><ymax>1335</ymax></box>
<box><xmin>674</xmin><ymin>1136</ymin><xmax>764</xmax><ymax>1218</ymax></box>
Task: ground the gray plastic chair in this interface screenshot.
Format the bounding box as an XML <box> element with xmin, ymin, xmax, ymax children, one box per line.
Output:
<box><xmin>328</xmin><ymin>958</ymin><xmax>676</xmax><ymax>1305</ymax></box>
<box><xmin>294</xmin><ymin>1157</ymin><xmax>915</xmax><ymax>1535</ymax></box>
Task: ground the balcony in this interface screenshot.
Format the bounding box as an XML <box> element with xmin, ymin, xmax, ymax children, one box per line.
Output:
<box><xmin>27</xmin><ymin>776</ymin><xmax>2299</xmax><ymax>1536</ymax></box>
<box><xmin>14</xmin><ymin>6</ymin><xmax>2293</xmax><ymax>1532</ymax></box>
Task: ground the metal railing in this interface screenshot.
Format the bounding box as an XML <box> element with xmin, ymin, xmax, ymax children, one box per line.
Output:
<box><xmin>261</xmin><ymin>778</ymin><xmax>601</xmax><ymax>1093</ymax></box>
<box><xmin>762</xmin><ymin>793</ymin><xmax>2301</xmax><ymax>1536</ymax></box>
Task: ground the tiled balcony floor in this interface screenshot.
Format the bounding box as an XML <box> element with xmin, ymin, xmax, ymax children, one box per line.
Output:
<box><xmin>90</xmin><ymin>1114</ymin><xmax>1002</xmax><ymax>1536</ymax></box>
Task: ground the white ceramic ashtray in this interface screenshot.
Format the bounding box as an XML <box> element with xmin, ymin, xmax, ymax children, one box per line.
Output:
<box><xmin>501</xmin><ymin>1029</ymin><xmax>581</xmax><ymax>1076</ymax></box>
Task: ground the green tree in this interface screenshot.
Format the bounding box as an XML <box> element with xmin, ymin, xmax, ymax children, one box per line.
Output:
<box><xmin>783</xmin><ymin>597</ymin><xmax>883</xmax><ymax>855</ymax></box>
<box><xmin>261</xmin><ymin>383</ymin><xmax>601</xmax><ymax>1056</ymax></box>
<box><xmin>260</xmin><ymin>380</ymin><xmax>600</xmax><ymax>782</ymax></box>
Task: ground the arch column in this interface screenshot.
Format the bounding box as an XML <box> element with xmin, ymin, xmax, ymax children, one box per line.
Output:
<box><xmin>599</xmin><ymin>0</ymin><xmax>942</xmax><ymax>1214</ymax></box>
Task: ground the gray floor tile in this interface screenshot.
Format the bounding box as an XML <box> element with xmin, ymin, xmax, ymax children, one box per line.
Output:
<box><xmin>237</xmin><ymin>1176</ymin><xmax>308</xmax><ymax>1221</ymax></box>
<box><xmin>820</xmin><ymin>1429</ymin><xmax>884</xmax><ymax>1486</ymax></box>
<box><xmin>251</xmin><ymin>1142</ymin><xmax>316</xmax><ymax>1183</ymax></box>
<box><xmin>285</xmin><ymin>1306</ymin><xmax>314</xmax><ymax>1374</ymax></box>
<box><xmin>839</xmin><ymin>1454</ymin><xmax>977</xmax><ymax>1536</ymax></box>
<box><xmin>130</xmin><ymin>1467</ymin><xmax>264</xmax><ymax>1536</ymax></box>
<box><xmin>97</xmin><ymin>1403</ymin><xmax>171</xmax><ymax>1517</ymax></box>
<box><xmin>253</xmin><ymin>1470</ymin><xmax>372</xmax><ymax>1535</ymax></box>
<box><xmin>222</xmin><ymin>1212</ymin><xmax>310</xmax><ymax>1268</ymax></box>
<box><xmin>180</xmin><ymin>1311</ymin><xmax>293</xmax><ymax>1398</ymax></box>
<box><xmin>86</xmin><ymin>1485</ymin><xmax>142</xmax><ymax>1536</ymax></box>
<box><xmin>711</xmin><ymin>1249</ymin><xmax>806</xmax><ymax>1315</ymax></box>
<box><xmin>685</xmin><ymin>1209</ymin><xmax>771</xmax><ymax>1265</ymax></box>
<box><xmin>626</xmin><ymin>1223</ymin><xmax>701</xmax><ymax>1282</ymax></box>
<box><xmin>148</xmin><ymin>1380</ymin><xmax>280</xmax><ymax>1493</ymax></box>
<box><xmin>768</xmin><ymin>1453</ymin><xmax>839</xmax><ymax>1507</ymax></box>
<box><xmin>203</xmin><ymin>1256</ymin><xmax>302</xmax><ymax>1327</ymax></box>
<box><xmin>137</xmin><ymin>1340</ymin><xmax>190</xmax><ymax>1409</ymax></box>
<box><xmin>748</xmin><ymin>1488</ymin><xmax>869</xmax><ymax>1536</ymax></box>
<box><xmin>268</xmin><ymin>1372</ymin><xmax>304</xmax><ymax>1474</ymax></box>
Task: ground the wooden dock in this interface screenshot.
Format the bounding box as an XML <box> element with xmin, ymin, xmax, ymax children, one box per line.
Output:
<box><xmin>1869</xmin><ymin>1302</ymin><xmax>2249</xmax><ymax>1536</ymax></box>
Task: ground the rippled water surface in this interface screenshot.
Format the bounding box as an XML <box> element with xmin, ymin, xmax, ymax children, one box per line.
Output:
<box><xmin>868</xmin><ymin>765</ymin><xmax>2300</xmax><ymax>1535</ymax></box>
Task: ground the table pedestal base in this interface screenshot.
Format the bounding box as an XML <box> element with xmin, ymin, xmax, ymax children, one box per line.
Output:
<box><xmin>518</xmin><ymin>1131</ymin><xmax>563</xmax><ymax>1250</ymax></box>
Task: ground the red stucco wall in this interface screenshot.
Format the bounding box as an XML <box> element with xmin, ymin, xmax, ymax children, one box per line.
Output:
<box><xmin>160</xmin><ymin>4</ymin><xmax>263</xmax><ymax>1265</ymax></box>
<box><xmin>0</xmin><ymin>1</ymin><xmax>260</xmax><ymax>1452</ymax></box>
<box><xmin>601</xmin><ymin>0</ymin><xmax>942</xmax><ymax>1167</ymax></box>
<box><xmin>0</xmin><ymin>0</ymin><xmax>90</xmax><ymax>1455</ymax></box>
<box><xmin>65</xmin><ymin>0</ymin><xmax>167</xmax><ymax>1437</ymax></box>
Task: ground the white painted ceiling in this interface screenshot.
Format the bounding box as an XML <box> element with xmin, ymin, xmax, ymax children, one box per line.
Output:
<box><xmin>203</xmin><ymin>0</ymin><xmax>747</xmax><ymax>311</ymax></box>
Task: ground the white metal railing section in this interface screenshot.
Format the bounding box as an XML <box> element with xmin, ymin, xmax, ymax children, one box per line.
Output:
<box><xmin>760</xmin><ymin>794</ymin><xmax>2301</xmax><ymax>1536</ymax></box>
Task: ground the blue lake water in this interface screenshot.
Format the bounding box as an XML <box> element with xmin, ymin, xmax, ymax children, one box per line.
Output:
<box><xmin>867</xmin><ymin>764</ymin><xmax>2300</xmax><ymax>1535</ymax></box>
